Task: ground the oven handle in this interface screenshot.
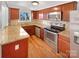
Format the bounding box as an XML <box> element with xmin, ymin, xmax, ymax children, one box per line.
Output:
<box><xmin>44</xmin><ymin>29</ymin><xmax>57</xmax><ymax>35</ymax></box>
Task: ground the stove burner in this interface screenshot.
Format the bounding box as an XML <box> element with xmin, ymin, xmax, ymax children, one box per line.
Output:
<box><xmin>45</xmin><ymin>26</ymin><xmax>65</xmax><ymax>33</ymax></box>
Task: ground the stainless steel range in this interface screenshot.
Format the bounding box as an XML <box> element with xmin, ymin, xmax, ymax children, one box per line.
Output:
<box><xmin>44</xmin><ymin>25</ymin><xmax>65</xmax><ymax>53</ymax></box>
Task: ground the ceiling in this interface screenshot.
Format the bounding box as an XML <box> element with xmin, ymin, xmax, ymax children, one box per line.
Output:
<box><xmin>6</xmin><ymin>1</ymin><xmax>72</xmax><ymax>10</ymax></box>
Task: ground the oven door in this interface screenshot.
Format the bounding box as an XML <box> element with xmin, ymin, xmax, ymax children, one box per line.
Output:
<box><xmin>44</xmin><ymin>29</ymin><xmax>58</xmax><ymax>44</ymax></box>
<box><xmin>44</xmin><ymin>29</ymin><xmax>58</xmax><ymax>52</ymax></box>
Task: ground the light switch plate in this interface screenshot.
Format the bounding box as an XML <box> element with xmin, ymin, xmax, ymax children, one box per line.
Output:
<box><xmin>15</xmin><ymin>44</ymin><xmax>19</xmax><ymax>51</ymax></box>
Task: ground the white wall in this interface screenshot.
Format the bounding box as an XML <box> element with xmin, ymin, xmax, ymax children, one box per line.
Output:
<box><xmin>0</xmin><ymin>3</ymin><xmax>2</xmax><ymax>29</ymax></box>
<box><xmin>0</xmin><ymin>3</ymin><xmax>1</xmax><ymax>56</ymax></box>
<box><xmin>2</xmin><ymin>2</ymin><xmax>9</xmax><ymax>29</ymax></box>
<box><xmin>77</xmin><ymin>2</ymin><xmax>79</xmax><ymax>10</ymax></box>
<box><xmin>0</xmin><ymin>45</ymin><xmax>1</xmax><ymax>58</ymax></box>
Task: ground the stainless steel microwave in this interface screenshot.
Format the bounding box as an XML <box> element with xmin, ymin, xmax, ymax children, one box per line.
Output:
<box><xmin>48</xmin><ymin>12</ymin><xmax>61</xmax><ymax>21</ymax></box>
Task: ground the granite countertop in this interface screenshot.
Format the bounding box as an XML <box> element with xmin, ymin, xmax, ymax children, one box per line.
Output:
<box><xmin>0</xmin><ymin>20</ymin><xmax>70</xmax><ymax>45</ymax></box>
<box><xmin>20</xmin><ymin>20</ymin><xmax>70</xmax><ymax>38</ymax></box>
<box><xmin>58</xmin><ymin>22</ymin><xmax>70</xmax><ymax>38</ymax></box>
<box><xmin>0</xmin><ymin>25</ymin><xmax>29</xmax><ymax>45</ymax></box>
<box><xmin>20</xmin><ymin>20</ymin><xmax>48</xmax><ymax>29</ymax></box>
<box><xmin>59</xmin><ymin>30</ymin><xmax>70</xmax><ymax>38</ymax></box>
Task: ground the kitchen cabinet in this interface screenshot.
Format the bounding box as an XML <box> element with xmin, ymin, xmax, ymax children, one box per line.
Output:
<box><xmin>32</xmin><ymin>1</ymin><xmax>77</xmax><ymax>21</ymax></box>
<box><xmin>38</xmin><ymin>9</ymin><xmax>48</xmax><ymax>20</ymax></box>
<box><xmin>23</xmin><ymin>25</ymin><xmax>44</xmax><ymax>40</ymax></box>
<box><xmin>58</xmin><ymin>34</ymin><xmax>70</xmax><ymax>58</ymax></box>
<box><xmin>35</xmin><ymin>26</ymin><xmax>44</xmax><ymax>40</ymax></box>
<box><xmin>38</xmin><ymin>13</ymin><xmax>48</xmax><ymax>20</ymax></box>
<box><xmin>40</xmin><ymin>28</ymin><xmax>44</xmax><ymax>40</ymax></box>
<box><xmin>2</xmin><ymin>38</ymin><xmax>28</xmax><ymax>58</ymax></box>
<box><xmin>32</xmin><ymin>11</ymin><xmax>39</xmax><ymax>19</ymax></box>
<box><xmin>61</xmin><ymin>2</ymin><xmax>77</xmax><ymax>21</ymax></box>
<box><xmin>23</xmin><ymin>25</ymin><xmax>35</xmax><ymax>35</ymax></box>
<box><xmin>50</xmin><ymin>6</ymin><xmax>61</xmax><ymax>12</ymax></box>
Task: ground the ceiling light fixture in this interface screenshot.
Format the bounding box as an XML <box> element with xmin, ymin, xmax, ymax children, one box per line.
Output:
<box><xmin>32</xmin><ymin>1</ymin><xmax>39</xmax><ymax>6</ymax></box>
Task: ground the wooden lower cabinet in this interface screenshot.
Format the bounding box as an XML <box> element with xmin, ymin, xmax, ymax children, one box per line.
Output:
<box><xmin>35</xmin><ymin>26</ymin><xmax>44</xmax><ymax>40</ymax></box>
<box><xmin>23</xmin><ymin>25</ymin><xmax>35</xmax><ymax>35</ymax></box>
<box><xmin>2</xmin><ymin>38</ymin><xmax>28</xmax><ymax>58</ymax></box>
<box><xmin>58</xmin><ymin>34</ymin><xmax>70</xmax><ymax>58</ymax></box>
<box><xmin>23</xmin><ymin>25</ymin><xmax>44</xmax><ymax>40</ymax></box>
<box><xmin>40</xmin><ymin>28</ymin><xmax>44</xmax><ymax>40</ymax></box>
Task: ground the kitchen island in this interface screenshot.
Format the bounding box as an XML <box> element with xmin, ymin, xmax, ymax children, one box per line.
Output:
<box><xmin>0</xmin><ymin>25</ymin><xmax>29</xmax><ymax>58</ymax></box>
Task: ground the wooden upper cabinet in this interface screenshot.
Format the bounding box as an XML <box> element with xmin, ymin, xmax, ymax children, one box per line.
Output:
<box><xmin>49</xmin><ymin>6</ymin><xmax>61</xmax><ymax>12</ymax></box>
<box><xmin>32</xmin><ymin>1</ymin><xmax>77</xmax><ymax>21</ymax></box>
<box><xmin>9</xmin><ymin>8</ymin><xmax>19</xmax><ymax>20</ymax></box>
<box><xmin>62</xmin><ymin>2</ymin><xmax>77</xmax><ymax>11</ymax></box>
<box><xmin>61</xmin><ymin>1</ymin><xmax>77</xmax><ymax>21</ymax></box>
<box><xmin>32</xmin><ymin>11</ymin><xmax>39</xmax><ymax>19</ymax></box>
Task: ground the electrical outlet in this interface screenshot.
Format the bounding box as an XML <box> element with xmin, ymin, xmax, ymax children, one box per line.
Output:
<box><xmin>15</xmin><ymin>44</ymin><xmax>19</xmax><ymax>51</ymax></box>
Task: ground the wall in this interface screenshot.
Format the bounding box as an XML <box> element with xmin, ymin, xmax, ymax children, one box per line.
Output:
<box><xmin>2</xmin><ymin>2</ymin><xmax>9</xmax><ymax>29</ymax></box>
<box><xmin>0</xmin><ymin>45</ymin><xmax>1</xmax><ymax>58</ymax></box>
<box><xmin>0</xmin><ymin>2</ymin><xmax>2</xmax><ymax>58</ymax></box>
<box><xmin>0</xmin><ymin>3</ymin><xmax>2</xmax><ymax>29</ymax></box>
<box><xmin>8</xmin><ymin>5</ymin><xmax>31</xmax><ymax>22</ymax></box>
<box><xmin>77</xmin><ymin>2</ymin><xmax>79</xmax><ymax>10</ymax></box>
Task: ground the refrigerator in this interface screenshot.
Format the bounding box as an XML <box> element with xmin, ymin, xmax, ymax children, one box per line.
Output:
<box><xmin>70</xmin><ymin>10</ymin><xmax>79</xmax><ymax>58</ymax></box>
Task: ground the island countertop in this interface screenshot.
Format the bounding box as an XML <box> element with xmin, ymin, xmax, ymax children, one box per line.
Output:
<box><xmin>0</xmin><ymin>25</ymin><xmax>29</xmax><ymax>45</ymax></box>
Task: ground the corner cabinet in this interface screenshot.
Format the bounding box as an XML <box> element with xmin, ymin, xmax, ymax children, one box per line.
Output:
<box><xmin>2</xmin><ymin>38</ymin><xmax>28</xmax><ymax>58</ymax></box>
<box><xmin>61</xmin><ymin>1</ymin><xmax>77</xmax><ymax>21</ymax></box>
<box><xmin>23</xmin><ymin>25</ymin><xmax>35</xmax><ymax>35</ymax></box>
<box><xmin>58</xmin><ymin>34</ymin><xmax>70</xmax><ymax>58</ymax></box>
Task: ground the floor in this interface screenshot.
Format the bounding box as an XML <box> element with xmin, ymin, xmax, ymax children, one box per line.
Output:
<box><xmin>28</xmin><ymin>35</ymin><xmax>62</xmax><ymax>58</ymax></box>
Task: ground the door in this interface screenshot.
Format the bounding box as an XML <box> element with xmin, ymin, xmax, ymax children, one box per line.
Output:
<box><xmin>9</xmin><ymin>8</ymin><xmax>19</xmax><ymax>20</ymax></box>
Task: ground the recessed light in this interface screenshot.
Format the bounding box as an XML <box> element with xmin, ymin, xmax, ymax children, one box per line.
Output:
<box><xmin>54</xmin><ymin>7</ymin><xmax>58</xmax><ymax>10</ymax></box>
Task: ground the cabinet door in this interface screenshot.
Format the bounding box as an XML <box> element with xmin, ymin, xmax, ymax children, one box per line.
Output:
<box><xmin>23</xmin><ymin>25</ymin><xmax>35</xmax><ymax>35</ymax></box>
<box><xmin>2</xmin><ymin>38</ymin><xmax>28</xmax><ymax>58</ymax></box>
<box><xmin>62</xmin><ymin>11</ymin><xmax>69</xmax><ymax>21</ymax></box>
<box><xmin>62</xmin><ymin>2</ymin><xmax>77</xmax><ymax>21</ymax></box>
<box><xmin>40</xmin><ymin>28</ymin><xmax>44</xmax><ymax>40</ymax></box>
<box><xmin>32</xmin><ymin>11</ymin><xmax>39</xmax><ymax>19</ymax></box>
<box><xmin>59</xmin><ymin>35</ymin><xmax>70</xmax><ymax>57</ymax></box>
<box><xmin>39</xmin><ymin>13</ymin><xmax>43</xmax><ymax>20</ymax></box>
